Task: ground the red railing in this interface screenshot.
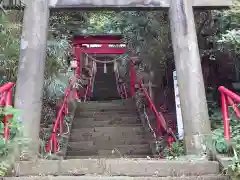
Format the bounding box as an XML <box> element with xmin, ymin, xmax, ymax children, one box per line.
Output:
<box><xmin>46</xmin><ymin>66</ymin><xmax>95</xmax><ymax>153</ymax></box>
<box><xmin>218</xmin><ymin>86</ymin><xmax>240</xmax><ymax>142</ymax></box>
<box><xmin>84</xmin><ymin>65</ymin><xmax>95</xmax><ymax>102</ymax></box>
<box><xmin>0</xmin><ymin>82</ymin><xmax>15</xmax><ymax>141</ymax></box>
<box><xmin>45</xmin><ymin>77</ymin><xmax>77</xmax><ymax>153</ymax></box>
<box><xmin>115</xmin><ymin>70</ymin><xmax>128</xmax><ymax>99</ymax></box>
<box><xmin>129</xmin><ymin>60</ymin><xmax>176</xmax><ymax>146</ymax></box>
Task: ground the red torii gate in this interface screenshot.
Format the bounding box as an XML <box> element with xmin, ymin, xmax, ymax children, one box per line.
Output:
<box><xmin>71</xmin><ymin>34</ymin><xmax>126</xmax><ymax>77</ymax></box>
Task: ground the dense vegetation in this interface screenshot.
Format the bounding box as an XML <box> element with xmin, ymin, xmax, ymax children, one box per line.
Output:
<box><xmin>0</xmin><ymin>0</ymin><xmax>240</xmax><ymax>177</ymax></box>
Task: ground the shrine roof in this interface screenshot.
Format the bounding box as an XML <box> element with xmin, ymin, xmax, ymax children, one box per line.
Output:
<box><xmin>72</xmin><ymin>33</ymin><xmax>123</xmax><ymax>39</ymax></box>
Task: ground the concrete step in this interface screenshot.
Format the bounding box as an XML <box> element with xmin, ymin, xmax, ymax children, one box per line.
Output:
<box><xmin>69</xmin><ymin>137</ymin><xmax>148</xmax><ymax>147</ymax></box>
<box><xmin>66</xmin><ymin>149</ymin><xmax>98</xmax><ymax>156</ymax></box>
<box><xmin>3</xmin><ymin>175</ymin><xmax>228</xmax><ymax>180</ymax></box>
<box><xmin>71</xmin><ymin>120</ymin><xmax>142</xmax><ymax>128</ymax></box>
<box><xmin>68</xmin><ymin>143</ymin><xmax>150</xmax><ymax>151</ymax></box>
<box><xmin>67</xmin><ymin>147</ymin><xmax>151</xmax><ymax>157</ymax></box>
<box><xmin>97</xmin><ymin>147</ymin><xmax>151</xmax><ymax>156</ymax></box>
<box><xmin>70</xmin><ymin>127</ymin><xmax>144</xmax><ymax>140</ymax></box>
<box><xmin>75</xmin><ymin>111</ymin><xmax>137</xmax><ymax>117</ymax></box>
<box><xmin>65</xmin><ymin>155</ymin><xmax>151</xmax><ymax>159</ymax></box>
<box><xmin>94</xmin><ymin>89</ymin><xmax>119</xmax><ymax>92</ymax></box>
<box><xmin>69</xmin><ymin>132</ymin><xmax>147</xmax><ymax>142</ymax></box>
<box><xmin>73</xmin><ymin>115</ymin><xmax>138</xmax><ymax>122</ymax></box>
<box><xmin>76</xmin><ymin>108</ymin><xmax>137</xmax><ymax>113</ymax></box>
<box><xmin>72</xmin><ymin>126</ymin><xmax>143</xmax><ymax>134</ymax></box>
<box><xmin>77</xmin><ymin>99</ymin><xmax>134</xmax><ymax>107</ymax></box>
<box><xmin>13</xmin><ymin>159</ymin><xmax>221</xmax><ymax>177</ymax></box>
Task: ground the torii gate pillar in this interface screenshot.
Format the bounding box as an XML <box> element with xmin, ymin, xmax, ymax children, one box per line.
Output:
<box><xmin>14</xmin><ymin>0</ymin><xmax>49</xmax><ymax>157</ymax></box>
<box><xmin>169</xmin><ymin>0</ymin><xmax>228</xmax><ymax>155</ymax></box>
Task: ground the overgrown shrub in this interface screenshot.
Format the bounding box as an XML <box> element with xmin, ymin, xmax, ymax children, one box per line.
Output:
<box><xmin>0</xmin><ymin>106</ymin><xmax>25</xmax><ymax>176</ymax></box>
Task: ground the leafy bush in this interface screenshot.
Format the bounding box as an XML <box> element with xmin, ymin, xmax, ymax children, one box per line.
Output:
<box><xmin>0</xmin><ymin>106</ymin><xmax>25</xmax><ymax>176</ymax></box>
<box><xmin>163</xmin><ymin>141</ymin><xmax>184</xmax><ymax>159</ymax></box>
<box><xmin>210</xmin><ymin>107</ymin><xmax>240</xmax><ymax>154</ymax></box>
<box><xmin>224</xmin><ymin>144</ymin><xmax>240</xmax><ymax>180</ymax></box>
<box><xmin>210</xmin><ymin>106</ymin><xmax>240</xmax><ymax>179</ymax></box>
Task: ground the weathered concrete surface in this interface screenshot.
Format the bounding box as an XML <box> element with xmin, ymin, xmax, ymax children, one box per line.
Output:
<box><xmin>13</xmin><ymin>159</ymin><xmax>220</xmax><ymax>177</ymax></box>
<box><xmin>169</xmin><ymin>0</ymin><xmax>212</xmax><ymax>155</ymax></box>
<box><xmin>3</xmin><ymin>0</ymin><xmax>231</xmax><ymax>8</ymax></box>
<box><xmin>3</xmin><ymin>175</ymin><xmax>228</xmax><ymax>180</ymax></box>
<box><xmin>67</xmin><ymin>99</ymin><xmax>152</xmax><ymax>158</ymax></box>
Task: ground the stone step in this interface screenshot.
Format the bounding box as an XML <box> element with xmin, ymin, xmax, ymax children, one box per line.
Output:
<box><xmin>71</xmin><ymin>120</ymin><xmax>142</xmax><ymax>128</ymax></box>
<box><xmin>94</xmin><ymin>88</ymin><xmax>119</xmax><ymax>92</ymax></box>
<box><xmin>69</xmin><ymin>137</ymin><xmax>148</xmax><ymax>147</ymax></box>
<box><xmin>77</xmin><ymin>107</ymin><xmax>136</xmax><ymax>112</ymax></box>
<box><xmin>67</xmin><ymin>146</ymin><xmax>151</xmax><ymax>157</ymax></box>
<box><xmin>77</xmin><ymin>99</ymin><xmax>134</xmax><ymax>107</ymax></box>
<box><xmin>70</xmin><ymin>126</ymin><xmax>144</xmax><ymax>138</ymax></box>
<box><xmin>69</xmin><ymin>132</ymin><xmax>147</xmax><ymax>142</ymax></box>
<box><xmin>75</xmin><ymin>110</ymin><xmax>137</xmax><ymax>117</ymax></box>
<box><xmin>93</xmin><ymin>92</ymin><xmax>118</xmax><ymax>95</ymax></box>
<box><xmin>98</xmin><ymin>147</ymin><xmax>151</xmax><ymax>156</ymax></box>
<box><xmin>66</xmin><ymin>150</ymin><xmax>151</xmax><ymax>158</ymax></box>
<box><xmin>3</xmin><ymin>175</ymin><xmax>228</xmax><ymax>180</ymax></box>
<box><xmin>13</xmin><ymin>159</ymin><xmax>220</xmax><ymax>177</ymax></box>
<box><xmin>68</xmin><ymin>142</ymin><xmax>150</xmax><ymax>151</ymax></box>
<box><xmin>66</xmin><ymin>149</ymin><xmax>98</xmax><ymax>156</ymax></box>
<box><xmin>65</xmin><ymin>155</ymin><xmax>151</xmax><ymax>159</ymax></box>
<box><xmin>73</xmin><ymin>116</ymin><xmax>139</xmax><ymax>123</ymax></box>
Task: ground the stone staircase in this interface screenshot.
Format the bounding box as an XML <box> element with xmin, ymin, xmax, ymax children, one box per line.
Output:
<box><xmin>92</xmin><ymin>63</ymin><xmax>120</xmax><ymax>101</ymax></box>
<box><xmin>5</xmin><ymin>71</ymin><xmax>228</xmax><ymax>180</ymax></box>
<box><xmin>66</xmin><ymin>98</ymin><xmax>152</xmax><ymax>159</ymax></box>
<box><xmin>6</xmin><ymin>100</ymin><xmax>228</xmax><ymax>180</ymax></box>
<box><xmin>8</xmin><ymin>159</ymin><xmax>226</xmax><ymax>179</ymax></box>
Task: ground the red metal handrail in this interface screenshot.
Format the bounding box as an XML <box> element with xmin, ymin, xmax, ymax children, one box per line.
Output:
<box><xmin>0</xmin><ymin>82</ymin><xmax>15</xmax><ymax>140</ymax></box>
<box><xmin>115</xmin><ymin>70</ymin><xmax>128</xmax><ymax>99</ymax></box>
<box><xmin>218</xmin><ymin>86</ymin><xmax>240</xmax><ymax>142</ymax></box>
<box><xmin>84</xmin><ymin>65</ymin><xmax>95</xmax><ymax>102</ymax></box>
<box><xmin>138</xmin><ymin>79</ymin><xmax>167</xmax><ymax>133</ymax></box>
<box><xmin>45</xmin><ymin>77</ymin><xmax>77</xmax><ymax>153</ymax></box>
<box><xmin>129</xmin><ymin>60</ymin><xmax>176</xmax><ymax>145</ymax></box>
<box><xmin>46</xmin><ymin>66</ymin><xmax>95</xmax><ymax>153</ymax></box>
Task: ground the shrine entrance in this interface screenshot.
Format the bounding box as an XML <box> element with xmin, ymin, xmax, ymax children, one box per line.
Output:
<box><xmin>71</xmin><ymin>35</ymin><xmax>127</xmax><ymax>101</ymax></box>
<box><xmin>11</xmin><ymin>0</ymin><xmax>232</xmax><ymax>156</ymax></box>
<box><xmin>92</xmin><ymin>62</ymin><xmax>120</xmax><ymax>101</ymax></box>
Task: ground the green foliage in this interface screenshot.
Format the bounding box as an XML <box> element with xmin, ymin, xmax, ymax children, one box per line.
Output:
<box><xmin>216</xmin><ymin>0</ymin><xmax>240</xmax><ymax>53</ymax></box>
<box><xmin>0</xmin><ymin>106</ymin><xmax>24</xmax><ymax>176</ymax></box>
<box><xmin>0</xmin><ymin>15</ymin><xmax>20</xmax><ymax>83</ymax></box>
<box><xmin>163</xmin><ymin>141</ymin><xmax>184</xmax><ymax>159</ymax></box>
<box><xmin>209</xmin><ymin>106</ymin><xmax>240</xmax><ymax>179</ymax></box>
<box><xmin>225</xmin><ymin>145</ymin><xmax>240</xmax><ymax>180</ymax></box>
<box><xmin>210</xmin><ymin>107</ymin><xmax>240</xmax><ymax>154</ymax></box>
<box><xmin>0</xmin><ymin>12</ymin><xmax>69</xmax><ymax>83</ymax></box>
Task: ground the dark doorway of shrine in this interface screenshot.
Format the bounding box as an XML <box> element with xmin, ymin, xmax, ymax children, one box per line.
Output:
<box><xmin>91</xmin><ymin>56</ymin><xmax>120</xmax><ymax>101</ymax></box>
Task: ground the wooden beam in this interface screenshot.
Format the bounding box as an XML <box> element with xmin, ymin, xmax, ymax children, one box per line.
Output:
<box><xmin>3</xmin><ymin>0</ymin><xmax>232</xmax><ymax>9</ymax></box>
<box><xmin>14</xmin><ymin>0</ymin><xmax>50</xmax><ymax>157</ymax></box>
<box><xmin>169</xmin><ymin>0</ymin><xmax>211</xmax><ymax>155</ymax></box>
<box><xmin>81</xmin><ymin>47</ymin><xmax>125</xmax><ymax>54</ymax></box>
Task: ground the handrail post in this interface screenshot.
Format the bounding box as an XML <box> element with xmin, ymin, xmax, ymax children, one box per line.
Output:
<box><xmin>3</xmin><ymin>89</ymin><xmax>12</xmax><ymax>140</ymax></box>
<box><xmin>74</xmin><ymin>45</ymin><xmax>81</xmax><ymax>77</ymax></box>
<box><xmin>220</xmin><ymin>92</ymin><xmax>230</xmax><ymax>142</ymax></box>
<box><xmin>130</xmin><ymin>60</ymin><xmax>136</xmax><ymax>97</ymax></box>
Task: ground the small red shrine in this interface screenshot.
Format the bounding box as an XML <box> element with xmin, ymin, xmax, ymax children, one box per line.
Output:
<box><xmin>71</xmin><ymin>34</ymin><xmax>127</xmax><ymax>77</ymax></box>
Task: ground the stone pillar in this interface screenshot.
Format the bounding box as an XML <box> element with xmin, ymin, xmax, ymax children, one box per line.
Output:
<box><xmin>169</xmin><ymin>0</ymin><xmax>211</xmax><ymax>155</ymax></box>
<box><xmin>14</xmin><ymin>0</ymin><xmax>50</xmax><ymax>157</ymax></box>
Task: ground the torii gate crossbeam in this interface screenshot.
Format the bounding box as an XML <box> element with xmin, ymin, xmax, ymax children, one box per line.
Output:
<box><xmin>14</xmin><ymin>0</ymin><xmax>232</xmax><ymax>157</ymax></box>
